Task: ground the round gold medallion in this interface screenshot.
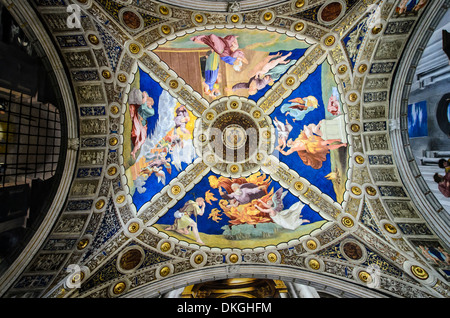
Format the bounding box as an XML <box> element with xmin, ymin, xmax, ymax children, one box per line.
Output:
<box><xmin>230</xmin><ymin>165</ymin><xmax>239</xmax><ymax>173</ymax></box>
<box><xmin>372</xmin><ymin>25</ymin><xmax>382</xmax><ymax>34</ymax></box>
<box><xmin>230</xmin><ymin>101</ymin><xmax>239</xmax><ymax>109</ymax></box>
<box><xmin>194</xmin><ymin>14</ymin><xmax>204</xmax><ymax>23</ymax></box>
<box><xmin>171</xmin><ymin>185</ymin><xmax>181</xmax><ymax>195</ymax></box>
<box><xmin>324</xmin><ymin>35</ymin><xmax>335</xmax><ymax>46</ymax></box>
<box><xmin>294</xmin><ymin>181</ymin><xmax>304</xmax><ymax>191</ymax></box>
<box><xmin>263</xmin><ymin>12</ymin><xmax>273</xmax><ymax>21</ymax></box>
<box><xmin>109</xmin><ymin>137</ymin><xmax>118</xmax><ymax>146</ymax></box>
<box><xmin>129</xmin><ymin>43</ymin><xmax>140</xmax><ymax>54</ymax></box>
<box><xmin>294</xmin><ymin>22</ymin><xmax>304</xmax><ymax>32</ymax></box>
<box><xmin>160</xmin><ymin>266</ymin><xmax>171</xmax><ymax>277</ymax></box>
<box><xmin>341</xmin><ymin>216</ymin><xmax>354</xmax><ymax>228</ymax></box>
<box><xmin>128</xmin><ymin>222</ymin><xmax>140</xmax><ymax>233</ymax></box>
<box><xmin>160</xmin><ymin>242</ymin><xmax>171</xmax><ymax>252</ymax></box>
<box><xmin>205</xmin><ymin>112</ymin><xmax>215</xmax><ymax>121</ymax></box>
<box><xmin>366</xmin><ymin>186</ymin><xmax>377</xmax><ymax>196</ymax></box>
<box><xmin>194</xmin><ymin>254</ymin><xmax>204</xmax><ymax>264</ymax></box>
<box><xmin>169</xmin><ymin>80</ymin><xmax>178</xmax><ymax>89</ymax></box>
<box><xmin>113</xmin><ymin>282</ymin><xmax>126</xmax><ymax>295</ymax></box>
<box><xmin>351</xmin><ymin>124</ymin><xmax>360</xmax><ymax>132</ymax></box>
<box><xmin>118</xmin><ymin>74</ymin><xmax>127</xmax><ymax>83</ymax></box>
<box><xmin>110</xmin><ymin>105</ymin><xmax>120</xmax><ymax>115</ymax></box>
<box><xmin>161</xmin><ymin>25</ymin><xmax>171</xmax><ymax>35</ymax></box>
<box><xmin>102</xmin><ymin>70</ymin><xmax>111</xmax><ymax>79</ymax></box>
<box><xmin>358</xmin><ymin>271</ymin><xmax>372</xmax><ymax>283</ymax></box>
<box><xmin>108</xmin><ymin>166</ymin><xmax>117</xmax><ymax>176</ymax></box>
<box><xmin>308</xmin><ymin>259</ymin><xmax>320</xmax><ymax>270</ymax></box>
<box><xmin>295</xmin><ymin>0</ymin><xmax>305</xmax><ymax>8</ymax></box>
<box><xmin>253</xmin><ymin>110</ymin><xmax>261</xmax><ymax>119</ymax></box>
<box><xmin>338</xmin><ymin>64</ymin><xmax>347</xmax><ymax>74</ymax></box>
<box><xmin>71</xmin><ymin>272</ymin><xmax>85</xmax><ymax>284</ymax></box>
<box><xmin>95</xmin><ymin>199</ymin><xmax>105</xmax><ymax>210</ymax></box>
<box><xmin>411</xmin><ymin>265</ymin><xmax>429</xmax><ymax>280</ymax></box>
<box><xmin>348</xmin><ymin>93</ymin><xmax>358</xmax><ymax>102</ymax></box>
<box><xmin>88</xmin><ymin>34</ymin><xmax>99</xmax><ymax>45</ymax></box>
<box><xmin>285</xmin><ymin>76</ymin><xmax>296</xmax><ymax>86</ymax></box>
<box><xmin>229</xmin><ymin>254</ymin><xmax>239</xmax><ymax>263</ymax></box>
<box><xmin>358</xmin><ymin>64</ymin><xmax>368</xmax><ymax>73</ymax></box>
<box><xmin>383</xmin><ymin>223</ymin><xmax>397</xmax><ymax>234</ymax></box>
<box><xmin>355</xmin><ymin>155</ymin><xmax>365</xmax><ymax>164</ymax></box>
<box><xmin>116</xmin><ymin>195</ymin><xmax>126</xmax><ymax>204</ymax></box>
<box><xmin>306</xmin><ymin>239</ymin><xmax>317</xmax><ymax>250</ymax></box>
<box><xmin>230</xmin><ymin>15</ymin><xmax>240</xmax><ymax>23</ymax></box>
<box><xmin>159</xmin><ymin>6</ymin><xmax>170</xmax><ymax>15</ymax></box>
<box><xmin>267</xmin><ymin>252</ymin><xmax>278</xmax><ymax>263</ymax></box>
<box><xmin>77</xmin><ymin>238</ymin><xmax>89</xmax><ymax>250</ymax></box>
<box><xmin>351</xmin><ymin>186</ymin><xmax>362</xmax><ymax>195</ymax></box>
<box><xmin>256</xmin><ymin>153</ymin><xmax>264</xmax><ymax>162</ymax></box>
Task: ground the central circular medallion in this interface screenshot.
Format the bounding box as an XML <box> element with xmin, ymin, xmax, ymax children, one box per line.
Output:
<box><xmin>223</xmin><ymin>124</ymin><xmax>247</xmax><ymax>150</ymax></box>
<box><xmin>194</xmin><ymin>98</ymin><xmax>274</xmax><ymax>177</ymax></box>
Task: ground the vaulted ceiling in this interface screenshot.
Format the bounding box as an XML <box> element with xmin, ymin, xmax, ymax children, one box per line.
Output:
<box><xmin>0</xmin><ymin>0</ymin><xmax>449</xmax><ymax>298</ymax></box>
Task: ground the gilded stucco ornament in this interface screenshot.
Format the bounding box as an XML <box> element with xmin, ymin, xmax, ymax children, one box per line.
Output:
<box><xmin>341</xmin><ymin>216</ymin><xmax>354</xmax><ymax>228</ymax></box>
<box><xmin>125</xmin><ymin>219</ymin><xmax>146</xmax><ymax>237</ymax></box>
<box><xmin>160</xmin><ymin>242</ymin><xmax>171</xmax><ymax>253</ymax></box>
<box><xmin>116</xmin><ymin>194</ymin><xmax>126</xmax><ymax>204</ymax></box>
<box><xmin>265</xmin><ymin>250</ymin><xmax>281</xmax><ymax>264</ymax></box>
<box><xmin>411</xmin><ymin>265</ymin><xmax>429</xmax><ymax>280</ymax></box>
<box><xmin>304</xmin><ymin>239</ymin><xmax>318</xmax><ymax>251</ymax></box>
<box><xmin>77</xmin><ymin>238</ymin><xmax>89</xmax><ymax>250</ymax></box>
<box><xmin>128</xmin><ymin>222</ymin><xmax>140</xmax><ymax>233</ymax></box>
<box><xmin>95</xmin><ymin>199</ymin><xmax>105</xmax><ymax>210</ymax></box>
<box><xmin>194</xmin><ymin>98</ymin><xmax>274</xmax><ymax>177</ymax></box>
<box><xmin>308</xmin><ymin>259</ymin><xmax>320</xmax><ymax>270</ymax></box>
<box><xmin>355</xmin><ymin>155</ymin><xmax>365</xmax><ymax>164</ymax></box>
<box><xmin>171</xmin><ymin>185</ymin><xmax>181</xmax><ymax>196</ymax></box>
<box><xmin>351</xmin><ymin>186</ymin><xmax>362</xmax><ymax>196</ymax></box>
<box><xmin>117</xmin><ymin>247</ymin><xmax>145</xmax><ymax>273</ymax></box>
<box><xmin>229</xmin><ymin>253</ymin><xmax>240</xmax><ymax>264</ymax></box>
<box><xmin>112</xmin><ymin>282</ymin><xmax>127</xmax><ymax>295</ymax></box>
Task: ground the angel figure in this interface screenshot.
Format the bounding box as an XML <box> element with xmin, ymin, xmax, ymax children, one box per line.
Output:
<box><xmin>140</xmin><ymin>165</ymin><xmax>167</xmax><ymax>185</ymax></box>
<box><xmin>255</xmin><ymin>188</ymin><xmax>310</xmax><ymax>230</ymax></box>
<box><xmin>281</xmin><ymin>96</ymin><xmax>319</xmax><ymax>122</ymax></box>
<box><xmin>219</xmin><ymin>182</ymin><xmax>267</xmax><ymax>207</ymax></box>
<box><xmin>252</xmin><ymin>52</ymin><xmax>293</xmax><ymax>79</ymax></box>
<box><xmin>277</xmin><ymin>129</ymin><xmax>347</xmax><ymax>169</ymax></box>
<box><xmin>274</xmin><ymin>117</ymin><xmax>293</xmax><ymax>151</ymax></box>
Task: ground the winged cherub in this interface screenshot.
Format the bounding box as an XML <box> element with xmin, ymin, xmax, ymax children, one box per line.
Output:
<box><xmin>255</xmin><ymin>188</ymin><xmax>310</xmax><ymax>230</ymax></box>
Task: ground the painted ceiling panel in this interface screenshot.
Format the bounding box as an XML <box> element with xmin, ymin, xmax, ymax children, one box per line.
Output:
<box><xmin>0</xmin><ymin>0</ymin><xmax>449</xmax><ymax>299</ymax></box>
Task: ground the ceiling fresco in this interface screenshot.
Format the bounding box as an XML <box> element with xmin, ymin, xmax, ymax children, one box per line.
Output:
<box><xmin>1</xmin><ymin>0</ymin><xmax>450</xmax><ymax>299</ymax></box>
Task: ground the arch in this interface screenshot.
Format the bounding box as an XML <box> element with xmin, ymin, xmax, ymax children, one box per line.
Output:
<box><xmin>121</xmin><ymin>265</ymin><xmax>391</xmax><ymax>298</ymax></box>
<box><xmin>0</xmin><ymin>0</ymin><xmax>79</xmax><ymax>296</ymax></box>
<box><xmin>389</xmin><ymin>0</ymin><xmax>450</xmax><ymax>245</ymax></box>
